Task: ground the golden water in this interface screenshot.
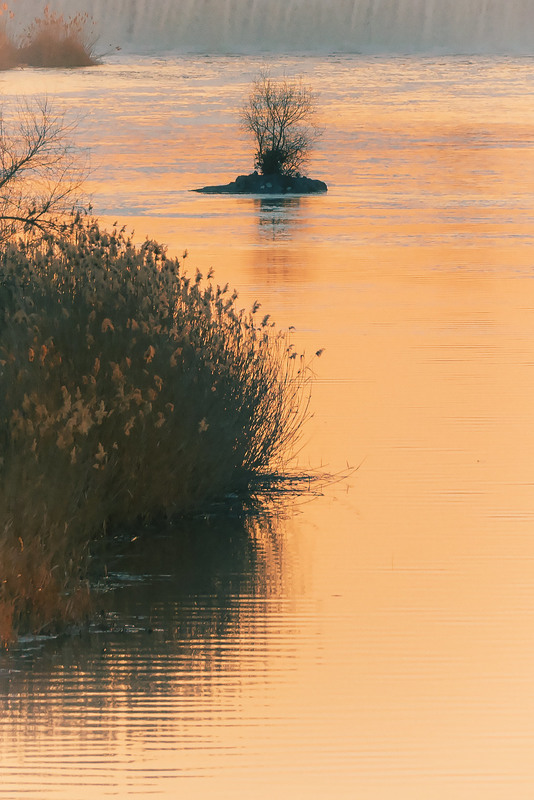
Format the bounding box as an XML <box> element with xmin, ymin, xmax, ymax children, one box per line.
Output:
<box><xmin>1</xmin><ymin>55</ymin><xmax>534</xmax><ymax>798</ymax></box>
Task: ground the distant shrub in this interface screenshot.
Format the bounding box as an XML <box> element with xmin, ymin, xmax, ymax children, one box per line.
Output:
<box><xmin>0</xmin><ymin>215</ymin><xmax>311</xmax><ymax>643</ymax></box>
<box><xmin>17</xmin><ymin>7</ymin><xmax>98</xmax><ymax>67</ymax></box>
<box><xmin>0</xmin><ymin>5</ymin><xmax>99</xmax><ymax>69</ymax></box>
<box><xmin>0</xmin><ymin>6</ymin><xmax>17</xmax><ymax>70</ymax></box>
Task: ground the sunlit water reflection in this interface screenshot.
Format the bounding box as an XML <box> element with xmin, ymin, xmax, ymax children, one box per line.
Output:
<box><xmin>2</xmin><ymin>55</ymin><xmax>534</xmax><ymax>798</ymax></box>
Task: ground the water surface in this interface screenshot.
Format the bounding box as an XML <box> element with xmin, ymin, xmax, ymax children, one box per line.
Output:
<box><xmin>2</xmin><ymin>55</ymin><xmax>534</xmax><ymax>799</ymax></box>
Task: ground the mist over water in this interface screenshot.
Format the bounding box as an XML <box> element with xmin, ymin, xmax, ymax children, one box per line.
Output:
<box><xmin>9</xmin><ymin>0</ymin><xmax>534</xmax><ymax>54</ymax></box>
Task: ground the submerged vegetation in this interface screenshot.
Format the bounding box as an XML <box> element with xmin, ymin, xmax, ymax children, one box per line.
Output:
<box><xmin>0</xmin><ymin>215</ymin><xmax>312</xmax><ymax>644</ymax></box>
<box><xmin>0</xmin><ymin>5</ymin><xmax>99</xmax><ymax>69</ymax></box>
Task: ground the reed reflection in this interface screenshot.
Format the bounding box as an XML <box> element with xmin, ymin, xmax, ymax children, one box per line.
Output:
<box><xmin>0</xmin><ymin>505</ymin><xmax>306</xmax><ymax>797</ymax></box>
<box><xmin>0</xmin><ymin>503</ymin><xmax>293</xmax><ymax>688</ymax></box>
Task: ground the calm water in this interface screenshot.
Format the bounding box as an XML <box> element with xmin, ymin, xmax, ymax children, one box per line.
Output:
<box><xmin>2</xmin><ymin>55</ymin><xmax>534</xmax><ymax>799</ymax></box>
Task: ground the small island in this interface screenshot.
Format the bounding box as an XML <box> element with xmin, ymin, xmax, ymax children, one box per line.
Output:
<box><xmin>194</xmin><ymin>171</ymin><xmax>327</xmax><ymax>194</ymax></box>
<box><xmin>195</xmin><ymin>71</ymin><xmax>326</xmax><ymax>196</ymax></box>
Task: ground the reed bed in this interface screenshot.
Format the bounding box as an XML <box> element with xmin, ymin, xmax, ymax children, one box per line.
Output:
<box><xmin>0</xmin><ymin>6</ymin><xmax>98</xmax><ymax>69</ymax></box>
<box><xmin>0</xmin><ymin>215</ymin><xmax>311</xmax><ymax>644</ymax></box>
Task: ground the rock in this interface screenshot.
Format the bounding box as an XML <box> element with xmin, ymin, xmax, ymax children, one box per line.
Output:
<box><xmin>193</xmin><ymin>172</ymin><xmax>328</xmax><ymax>194</ymax></box>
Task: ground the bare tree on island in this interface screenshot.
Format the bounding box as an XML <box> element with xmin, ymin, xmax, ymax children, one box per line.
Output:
<box><xmin>241</xmin><ymin>71</ymin><xmax>322</xmax><ymax>177</ymax></box>
<box><xmin>0</xmin><ymin>97</ymin><xmax>86</xmax><ymax>242</ymax></box>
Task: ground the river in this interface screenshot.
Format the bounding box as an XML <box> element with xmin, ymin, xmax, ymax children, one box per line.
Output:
<box><xmin>1</xmin><ymin>53</ymin><xmax>534</xmax><ymax>799</ymax></box>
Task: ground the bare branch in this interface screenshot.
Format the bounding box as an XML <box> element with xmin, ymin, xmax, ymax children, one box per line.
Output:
<box><xmin>240</xmin><ymin>71</ymin><xmax>321</xmax><ymax>177</ymax></box>
<box><xmin>0</xmin><ymin>97</ymin><xmax>87</xmax><ymax>242</ymax></box>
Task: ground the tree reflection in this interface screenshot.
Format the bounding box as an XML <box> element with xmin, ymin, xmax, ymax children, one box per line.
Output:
<box><xmin>255</xmin><ymin>196</ymin><xmax>303</xmax><ymax>241</ymax></box>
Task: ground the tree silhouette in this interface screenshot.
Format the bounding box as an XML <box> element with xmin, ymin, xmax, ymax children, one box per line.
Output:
<box><xmin>241</xmin><ymin>71</ymin><xmax>321</xmax><ymax>177</ymax></box>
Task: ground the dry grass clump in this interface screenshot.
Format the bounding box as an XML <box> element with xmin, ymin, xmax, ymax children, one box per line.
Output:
<box><xmin>0</xmin><ymin>5</ymin><xmax>98</xmax><ymax>70</ymax></box>
<box><xmin>0</xmin><ymin>5</ymin><xmax>17</xmax><ymax>71</ymax></box>
<box><xmin>0</xmin><ymin>215</ymin><xmax>311</xmax><ymax>644</ymax></box>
